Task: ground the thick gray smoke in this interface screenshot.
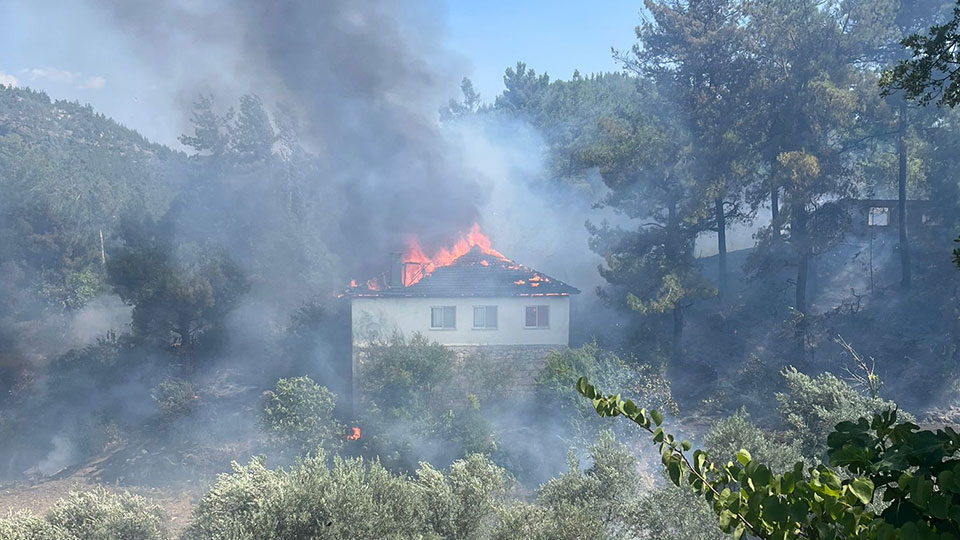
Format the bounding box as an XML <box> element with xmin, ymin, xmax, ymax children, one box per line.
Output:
<box><xmin>95</xmin><ymin>0</ymin><xmax>486</xmax><ymax>270</ymax></box>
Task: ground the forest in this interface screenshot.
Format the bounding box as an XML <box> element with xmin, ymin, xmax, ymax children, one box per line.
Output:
<box><xmin>2</xmin><ymin>0</ymin><xmax>960</xmax><ymax>538</ymax></box>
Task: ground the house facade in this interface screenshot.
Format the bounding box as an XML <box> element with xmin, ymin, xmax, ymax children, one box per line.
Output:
<box><xmin>346</xmin><ymin>246</ymin><xmax>579</xmax><ymax>398</ymax></box>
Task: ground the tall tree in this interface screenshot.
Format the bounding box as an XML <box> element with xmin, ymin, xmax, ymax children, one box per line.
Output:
<box><xmin>622</xmin><ymin>0</ymin><xmax>757</xmax><ymax>300</ymax></box>
<box><xmin>744</xmin><ymin>0</ymin><xmax>861</xmax><ymax>320</ymax></box>
<box><xmin>849</xmin><ymin>0</ymin><xmax>955</xmax><ymax>288</ymax></box>
<box><xmin>584</xmin><ymin>95</ymin><xmax>715</xmax><ymax>366</ymax></box>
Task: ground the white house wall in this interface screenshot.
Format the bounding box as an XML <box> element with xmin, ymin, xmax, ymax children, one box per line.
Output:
<box><xmin>351</xmin><ymin>296</ymin><xmax>570</xmax><ymax>347</ymax></box>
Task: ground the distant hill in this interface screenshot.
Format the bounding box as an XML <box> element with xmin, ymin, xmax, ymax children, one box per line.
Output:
<box><xmin>0</xmin><ymin>85</ymin><xmax>185</xmax><ymax>310</ymax></box>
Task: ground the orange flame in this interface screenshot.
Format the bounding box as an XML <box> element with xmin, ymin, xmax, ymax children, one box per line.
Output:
<box><xmin>347</xmin><ymin>426</ymin><xmax>361</xmax><ymax>440</ymax></box>
<box><xmin>402</xmin><ymin>223</ymin><xmax>504</xmax><ymax>286</ymax></box>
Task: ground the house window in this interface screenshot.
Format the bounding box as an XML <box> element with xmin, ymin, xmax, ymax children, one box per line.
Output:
<box><xmin>868</xmin><ymin>207</ymin><xmax>890</xmax><ymax>226</ymax></box>
<box><xmin>430</xmin><ymin>306</ymin><xmax>456</xmax><ymax>329</ymax></box>
<box><xmin>525</xmin><ymin>305</ymin><xmax>549</xmax><ymax>328</ymax></box>
<box><xmin>922</xmin><ymin>213</ymin><xmax>942</xmax><ymax>226</ymax></box>
<box><xmin>473</xmin><ymin>306</ymin><xmax>498</xmax><ymax>329</ymax></box>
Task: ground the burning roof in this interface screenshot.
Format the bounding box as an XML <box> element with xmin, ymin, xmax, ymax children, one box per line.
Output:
<box><xmin>344</xmin><ymin>225</ymin><xmax>579</xmax><ymax>298</ymax></box>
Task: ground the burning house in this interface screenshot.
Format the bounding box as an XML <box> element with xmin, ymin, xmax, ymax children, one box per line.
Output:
<box><xmin>345</xmin><ymin>225</ymin><xmax>579</xmax><ymax>399</ymax></box>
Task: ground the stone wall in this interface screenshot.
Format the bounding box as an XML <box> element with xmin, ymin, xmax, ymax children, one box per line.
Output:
<box><xmin>351</xmin><ymin>344</ymin><xmax>560</xmax><ymax>405</ymax></box>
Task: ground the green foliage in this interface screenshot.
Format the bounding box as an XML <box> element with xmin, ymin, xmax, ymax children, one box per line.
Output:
<box><xmin>359</xmin><ymin>333</ymin><xmax>454</xmax><ymax>418</ymax></box>
<box><xmin>776</xmin><ymin>367</ymin><xmax>907</xmax><ymax>458</ymax></box>
<box><xmin>356</xmin><ymin>334</ymin><xmax>497</xmax><ymax>469</ymax></box>
<box><xmin>630</xmin><ymin>482</ymin><xmax>728</xmax><ymax>540</ymax></box>
<box><xmin>182</xmin><ymin>451</ymin><xmax>507</xmax><ymax>540</ymax></box>
<box><xmin>0</xmin><ymin>488</ymin><xmax>169</xmax><ymax>540</ymax></box>
<box><xmin>151</xmin><ymin>378</ymin><xmax>198</xmax><ymax>423</ymax></box>
<box><xmin>705</xmin><ymin>411</ymin><xmax>804</xmax><ymax>475</ymax></box>
<box><xmin>107</xmin><ymin>223</ymin><xmax>247</xmax><ymax>354</ymax></box>
<box><xmin>414</xmin><ymin>453</ymin><xmax>508</xmax><ymax>540</ymax></box>
<box><xmin>881</xmin><ymin>1</ymin><xmax>960</xmax><ymax>107</ymax></box>
<box><xmin>0</xmin><ymin>512</ymin><xmax>65</xmax><ymax>540</ymax></box>
<box><xmin>261</xmin><ymin>376</ymin><xmax>343</xmax><ymax>456</ymax></box>
<box><xmin>578</xmin><ymin>376</ymin><xmax>960</xmax><ymax>539</ymax></box>
<box><xmin>536</xmin><ymin>343</ymin><xmax>677</xmax><ymax>431</ymax></box>
<box><xmin>492</xmin><ymin>431</ymin><xmax>640</xmax><ymax>540</ymax></box>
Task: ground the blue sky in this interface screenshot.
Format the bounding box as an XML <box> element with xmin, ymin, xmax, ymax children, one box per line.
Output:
<box><xmin>0</xmin><ymin>1</ymin><xmax>642</xmax><ymax>147</ymax></box>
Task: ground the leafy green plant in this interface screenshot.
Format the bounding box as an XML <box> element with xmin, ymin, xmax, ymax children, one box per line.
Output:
<box><xmin>261</xmin><ymin>376</ymin><xmax>343</xmax><ymax>456</ymax></box>
<box><xmin>0</xmin><ymin>487</ymin><xmax>169</xmax><ymax>540</ymax></box>
<box><xmin>183</xmin><ymin>451</ymin><xmax>507</xmax><ymax>540</ymax></box>
<box><xmin>776</xmin><ymin>367</ymin><xmax>907</xmax><ymax>458</ymax></box>
<box><xmin>578</xmin><ymin>376</ymin><xmax>960</xmax><ymax>539</ymax></box>
<box><xmin>151</xmin><ymin>379</ymin><xmax>198</xmax><ymax>424</ymax></box>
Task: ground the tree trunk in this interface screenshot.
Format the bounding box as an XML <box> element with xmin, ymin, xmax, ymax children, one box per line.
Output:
<box><xmin>792</xmin><ymin>201</ymin><xmax>809</xmax><ymax>358</ymax></box>
<box><xmin>792</xmin><ymin>202</ymin><xmax>809</xmax><ymax>316</ymax></box>
<box><xmin>672</xmin><ymin>305</ymin><xmax>684</xmax><ymax>366</ymax></box>
<box><xmin>715</xmin><ymin>198</ymin><xmax>728</xmax><ymax>300</ymax></box>
<box><xmin>771</xmin><ymin>186</ymin><xmax>780</xmax><ymax>240</ymax></box>
<box><xmin>898</xmin><ymin>99</ymin><xmax>911</xmax><ymax>289</ymax></box>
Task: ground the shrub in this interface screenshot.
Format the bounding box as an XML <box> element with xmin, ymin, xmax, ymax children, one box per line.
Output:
<box><xmin>629</xmin><ymin>482</ymin><xmax>728</xmax><ymax>540</ymax></box>
<box><xmin>16</xmin><ymin>487</ymin><xmax>170</xmax><ymax>540</ymax></box>
<box><xmin>493</xmin><ymin>431</ymin><xmax>640</xmax><ymax>540</ymax></box>
<box><xmin>151</xmin><ymin>379</ymin><xmax>198</xmax><ymax>423</ymax></box>
<box><xmin>0</xmin><ymin>512</ymin><xmax>65</xmax><ymax>540</ymax></box>
<box><xmin>183</xmin><ymin>451</ymin><xmax>508</xmax><ymax>540</ymax></box>
<box><xmin>261</xmin><ymin>376</ymin><xmax>343</xmax><ymax>456</ymax></box>
<box><xmin>356</xmin><ymin>334</ymin><xmax>497</xmax><ymax>471</ymax></box>
<box><xmin>776</xmin><ymin>367</ymin><xmax>908</xmax><ymax>457</ymax></box>
<box><xmin>493</xmin><ymin>501</ymin><xmax>601</xmax><ymax>540</ymax></box>
<box><xmin>536</xmin><ymin>343</ymin><xmax>677</xmax><ymax>435</ymax></box>
<box><xmin>415</xmin><ymin>453</ymin><xmax>508</xmax><ymax>540</ymax></box>
<box><xmin>359</xmin><ymin>333</ymin><xmax>454</xmax><ymax>417</ymax></box>
<box><xmin>704</xmin><ymin>410</ymin><xmax>804</xmax><ymax>474</ymax></box>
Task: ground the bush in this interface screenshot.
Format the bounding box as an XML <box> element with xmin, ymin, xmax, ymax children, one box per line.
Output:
<box><xmin>261</xmin><ymin>376</ymin><xmax>343</xmax><ymax>456</ymax></box>
<box><xmin>630</xmin><ymin>482</ymin><xmax>728</xmax><ymax>540</ymax></box>
<box><xmin>356</xmin><ymin>335</ymin><xmax>497</xmax><ymax>471</ymax></box>
<box><xmin>0</xmin><ymin>488</ymin><xmax>169</xmax><ymax>540</ymax></box>
<box><xmin>536</xmin><ymin>343</ymin><xmax>677</xmax><ymax>435</ymax></box>
<box><xmin>776</xmin><ymin>367</ymin><xmax>908</xmax><ymax>457</ymax></box>
<box><xmin>0</xmin><ymin>512</ymin><xmax>65</xmax><ymax>540</ymax></box>
<box><xmin>183</xmin><ymin>451</ymin><xmax>508</xmax><ymax>540</ymax></box>
<box><xmin>359</xmin><ymin>333</ymin><xmax>454</xmax><ymax>417</ymax></box>
<box><xmin>493</xmin><ymin>431</ymin><xmax>639</xmax><ymax>540</ymax></box>
<box><xmin>415</xmin><ymin>453</ymin><xmax>508</xmax><ymax>540</ymax></box>
<box><xmin>151</xmin><ymin>379</ymin><xmax>198</xmax><ymax>423</ymax></box>
<box><xmin>493</xmin><ymin>502</ymin><xmax>601</xmax><ymax>540</ymax></box>
<box><xmin>703</xmin><ymin>410</ymin><xmax>804</xmax><ymax>474</ymax></box>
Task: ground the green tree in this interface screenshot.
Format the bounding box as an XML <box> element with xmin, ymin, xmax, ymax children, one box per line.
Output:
<box><xmin>231</xmin><ymin>94</ymin><xmax>276</xmax><ymax>165</ymax></box>
<box><xmin>179</xmin><ymin>93</ymin><xmax>233</xmax><ymax>157</ymax></box>
<box><xmin>261</xmin><ymin>376</ymin><xmax>344</xmax><ymax>456</ymax></box>
<box><xmin>881</xmin><ymin>1</ymin><xmax>960</xmax><ymax>108</ymax></box>
<box><xmin>182</xmin><ymin>451</ymin><xmax>507</xmax><ymax>540</ymax></box>
<box><xmin>107</xmin><ymin>218</ymin><xmax>247</xmax><ymax>358</ymax></box>
<box><xmin>583</xmin><ymin>94</ymin><xmax>716</xmax><ymax>365</ymax></box>
<box><xmin>623</xmin><ymin>0</ymin><xmax>757</xmax><ymax>300</ymax></box>
<box><xmin>0</xmin><ymin>487</ymin><xmax>169</xmax><ymax>540</ymax></box>
<box><xmin>744</xmin><ymin>0</ymin><xmax>862</xmax><ymax>320</ymax></box>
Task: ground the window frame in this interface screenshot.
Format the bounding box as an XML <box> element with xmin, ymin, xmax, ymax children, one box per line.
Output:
<box><xmin>472</xmin><ymin>305</ymin><xmax>498</xmax><ymax>330</ymax></box>
<box><xmin>524</xmin><ymin>305</ymin><xmax>550</xmax><ymax>329</ymax></box>
<box><xmin>430</xmin><ymin>305</ymin><xmax>456</xmax><ymax>330</ymax></box>
<box><xmin>868</xmin><ymin>206</ymin><xmax>890</xmax><ymax>227</ymax></box>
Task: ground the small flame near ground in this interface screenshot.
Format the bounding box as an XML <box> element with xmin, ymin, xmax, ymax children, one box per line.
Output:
<box><xmin>403</xmin><ymin>223</ymin><xmax>505</xmax><ymax>286</ymax></box>
<box><xmin>346</xmin><ymin>426</ymin><xmax>361</xmax><ymax>440</ymax></box>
